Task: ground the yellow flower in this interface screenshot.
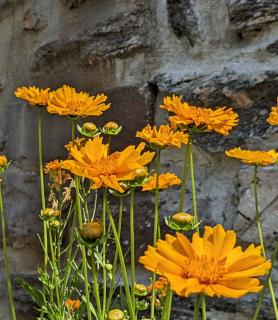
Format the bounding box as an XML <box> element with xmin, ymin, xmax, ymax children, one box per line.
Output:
<box><xmin>136</xmin><ymin>124</ymin><xmax>188</xmax><ymax>148</ymax></box>
<box><xmin>139</xmin><ymin>224</ymin><xmax>271</xmax><ymax>298</ymax></box>
<box><xmin>15</xmin><ymin>86</ymin><xmax>50</xmax><ymax>106</ymax></box>
<box><xmin>160</xmin><ymin>95</ymin><xmax>238</xmax><ymax>136</ymax></box>
<box><xmin>267</xmin><ymin>99</ymin><xmax>278</xmax><ymax>125</ymax></box>
<box><xmin>0</xmin><ymin>155</ymin><xmax>8</xmax><ymax>168</ymax></box>
<box><xmin>65</xmin><ymin>299</ymin><xmax>81</xmax><ymax>311</ymax></box>
<box><xmin>47</xmin><ymin>85</ymin><xmax>110</xmax><ymax>117</ymax></box>
<box><xmin>62</xmin><ymin>136</ymin><xmax>155</xmax><ymax>192</ymax></box>
<box><xmin>225</xmin><ymin>147</ymin><xmax>278</xmax><ymax>166</ymax></box>
<box><xmin>142</xmin><ymin>173</ymin><xmax>181</xmax><ymax>191</ymax></box>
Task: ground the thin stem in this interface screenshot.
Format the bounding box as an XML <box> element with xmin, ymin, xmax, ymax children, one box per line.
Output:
<box><xmin>38</xmin><ymin>110</ymin><xmax>48</xmax><ymax>267</ymax></box>
<box><xmin>253</xmin><ymin>166</ymin><xmax>278</xmax><ymax>319</ymax></box>
<box><xmin>48</xmin><ymin>228</ymin><xmax>61</xmax><ymax>317</ymax></box>
<box><xmin>102</xmin><ymin>191</ymin><xmax>107</xmax><ymax>318</ymax></box>
<box><xmin>179</xmin><ymin>141</ymin><xmax>190</xmax><ymax>211</ymax></box>
<box><xmin>106</xmin><ymin>200</ymin><xmax>135</xmax><ymax>320</ymax></box>
<box><xmin>193</xmin><ymin>295</ymin><xmax>200</xmax><ymax>320</ymax></box>
<box><xmin>201</xmin><ymin>295</ymin><xmax>206</xmax><ymax>320</ymax></box>
<box><xmin>130</xmin><ymin>188</ymin><xmax>136</xmax><ymax>309</ymax></box>
<box><xmin>150</xmin><ymin>149</ymin><xmax>161</xmax><ymax>320</ymax></box>
<box><xmin>75</xmin><ymin>176</ymin><xmax>92</xmax><ymax>320</ymax></box>
<box><xmin>106</xmin><ymin>197</ymin><xmax>124</xmax><ymax>312</ymax></box>
<box><xmin>253</xmin><ymin>241</ymin><xmax>278</xmax><ymax>320</ymax></box>
<box><xmin>189</xmin><ymin>140</ymin><xmax>199</xmax><ymax>232</ymax></box>
<box><xmin>0</xmin><ymin>181</ymin><xmax>16</xmax><ymax>320</ymax></box>
<box><xmin>91</xmin><ymin>252</ymin><xmax>102</xmax><ymax>319</ymax></box>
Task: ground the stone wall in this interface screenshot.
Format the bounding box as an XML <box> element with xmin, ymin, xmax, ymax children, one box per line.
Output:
<box><xmin>0</xmin><ymin>0</ymin><xmax>277</xmax><ymax>319</ymax></box>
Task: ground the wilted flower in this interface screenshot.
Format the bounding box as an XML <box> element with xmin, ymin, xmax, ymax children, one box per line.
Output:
<box><xmin>225</xmin><ymin>148</ymin><xmax>278</xmax><ymax>166</ymax></box>
<box><xmin>65</xmin><ymin>299</ymin><xmax>81</xmax><ymax>311</ymax></box>
<box><xmin>64</xmin><ymin>138</ymin><xmax>86</xmax><ymax>152</ymax></box>
<box><xmin>160</xmin><ymin>95</ymin><xmax>238</xmax><ymax>136</ymax></box>
<box><xmin>140</xmin><ymin>224</ymin><xmax>271</xmax><ymax>298</ymax></box>
<box><xmin>15</xmin><ymin>86</ymin><xmax>50</xmax><ymax>106</ymax></box>
<box><xmin>44</xmin><ymin>160</ymin><xmax>71</xmax><ymax>191</ymax></box>
<box><xmin>142</xmin><ymin>173</ymin><xmax>181</xmax><ymax>191</ymax></box>
<box><xmin>136</xmin><ymin>124</ymin><xmax>189</xmax><ymax>148</ymax></box>
<box><xmin>47</xmin><ymin>85</ymin><xmax>110</xmax><ymax>117</ymax></box>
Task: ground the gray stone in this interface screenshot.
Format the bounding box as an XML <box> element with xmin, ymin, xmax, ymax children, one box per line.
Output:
<box><xmin>227</xmin><ymin>0</ymin><xmax>278</xmax><ymax>34</ymax></box>
<box><xmin>61</xmin><ymin>0</ymin><xmax>91</xmax><ymax>9</ymax></box>
<box><xmin>22</xmin><ymin>8</ymin><xmax>46</xmax><ymax>31</ymax></box>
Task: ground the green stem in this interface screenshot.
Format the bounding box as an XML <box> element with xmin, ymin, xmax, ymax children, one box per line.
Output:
<box><xmin>189</xmin><ymin>140</ymin><xmax>199</xmax><ymax>232</ymax></box>
<box><xmin>38</xmin><ymin>109</ymin><xmax>47</xmax><ymax>319</ymax></box>
<box><xmin>91</xmin><ymin>252</ymin><xmax>102</xmax><ymax>319</ymax></box>
<box><xmin>0</xmin><ymin>181</ymin><xmax>16</xmax><ymax>320</ymax></box>
<box><xmin>179</xmin><ymin>141</ymin><xmax>190</xmax><ymax>212</ymax></box>
<box><xmin>253</xmin><ymin>166</ymin><xmax>278</xmax><ymax>319</ymax></box>
<box><xmin>102</xmin><ymin>191</ymin><xmax>107</xmax><ymax>319</ymax></box>
<box><xmin>201</xmin><ymin>295</ymin><xmax>206</xmax><ymax>320</ymax></box>
<box><xmin>106</xmin><ymin>197</ymin><xmax>124</xmax><ymax>312</ymax></box>
<box><xmin>75</xmin><ymin>176</ymin><xmax>92</xmax><ymax>320</ymax></box>
<box><xmin>193</xmin><ymin>295</ymin><xmax>200</xmax><ymax>320</ymax></box>
<box><xmin>107</xmin><ymin>200</ymin><xmax>135</xmax><ymax>319</ymax></box>
<box><xmin>253</xmin><ymin>241</ymin><xmax>278</xmax><ymax>320</ymax></box>
<box><xmin>150</xmin><ymin>149</ymin><xmax>161</xmax><ymax>320</ymax></box>
<box><xmin>48</xmin><ymin>228</ymin><xmax>61</xmax><ymax>317</ymax></box>
<box><xmin>130</xmin><ymin>188</ymin><xmax>136</xmax><ymax>309</ymax></box>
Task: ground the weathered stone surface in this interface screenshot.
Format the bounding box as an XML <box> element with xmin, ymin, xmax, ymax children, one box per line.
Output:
<box><xmin>227</xmin><ymin>0</ymin><xmax>278</xmax><ymax>33</ymax></box>
<box><xmin>61</xmin><ymin>0</ymin><xmax>91</xmax><ymax>9</ymax></box>
<box><xmin>234</xmin><ymin>165</ymin><xmax>278</xmax><ymax>246</ymax></box>
<box><xmin>22</xmin><ymin>8</ymin><xmax>46</xmax><ymax>30</ymax></box>
<box><xmin>167</xmin><ymin>0</ymin><xmax>202</xmax><ymax>45</ymax></box>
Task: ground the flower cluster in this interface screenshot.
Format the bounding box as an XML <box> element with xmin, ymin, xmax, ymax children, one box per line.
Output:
<box><xmin>15</xmin><ymin>85</ymin><xmax>110</xmax><ymax>117</ymax></box>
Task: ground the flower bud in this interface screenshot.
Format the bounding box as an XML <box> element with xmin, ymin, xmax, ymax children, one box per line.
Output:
<box><xmin>104</xmin><ymin>122</ymin><xmax>119</xmax><ymax>130</ymax></box>
<box><xmin>83</xmin><ymin>122</ymin><xmax>97</xmax><ymax>132</ymax></box>
<box><xmin>108</xmin><ymin>309</ymin><xmax>125</xmax><ymax>320</ymax></box>
<box><xmin>105</xmin><ymin>263</ymin><xmax>113</xmax><ymax>272</ymax></box>
<box><xmin>49</xmin><ymin>220</ymin><xmax>61</xmax><ymax>228</ymax></box>
<box><xmin>134</xmin><ymin>167</ymin><xmax>148</xmax><ymax>179</ymax></box>
<box><xmin>80</xmin><ymin>220</ymin><xmax>104</xmax><ymax>242</ymax></box>
<box><xmin>0</xmin><ymin>155</ymin><xmax>7</xmax><ymax>167</ymax></box>
<box><xmin>172</xmin><ymin>212</ymin><xmax>193</xmax><ymax>225</ymax></box>
<box><xmin>135</xmin><ymin>283</ymin><xmax>148</xmax><ymax>296</ymax></box>
<box><xmin>41</xmin><ymin>208</ymin><xmax>61</xmax><ymax>218</ymax></box>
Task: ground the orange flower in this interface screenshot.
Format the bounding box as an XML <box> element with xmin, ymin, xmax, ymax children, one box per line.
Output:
<box><xmin>225</xmin><ymin>147</ymin><xmax>278</xmax><ymax>166</ymax></box>
<box><xmin>148</xmin><ymin>277</ymin><xmax>169</xmax><ymax>298</ymax></box>
<box><xmin>139</xmin><ymin>224</ymin><xmax>271</xmax><ymax>298</ymax></box>
<box><xmin>15</xmin><ymin>86</ymin><xmax>50</xmax><ymax>106</ymax></box>
<box><xmin>136</xmin><ymin>124</ymin><xmax>188</xmax><ymax>148</ymax></box>
<box><xmin>62</xmin><ymin>136</ymin><xmax>155</xmax><ymax>192</ymax></box>
<box><xmin>267</xmin><ymin>99</ymin><xmax>278</xmax><ymax>125</ymax></box>
<box><xmin>65</xmin><ymin>299</ymin><xmax>81</xmax><ymax>311</ymax></box>
<box><xmin>47</xmin><ymin>85</ymin><xmax>110</xmax><ymax>117</ymax></box>
<box><xmin>160</xmin><ymin>95</ymin><xmax>238</xmax><ymax>136</ymax></box>
<box><xmin>44</xmin><ymin>160</ymin><xmax>63</xmax><ymax>174</ymax></box>
<box><xmin>142</xmin><ymin>173</ymin><xmax>181</xmax><ymax>191</ymax></box>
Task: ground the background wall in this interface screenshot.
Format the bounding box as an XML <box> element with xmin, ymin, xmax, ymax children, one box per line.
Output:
<box><xmin>0</xmin><ymin>0</ymin><xmax>278</xmax><ymax>319</ymax></box>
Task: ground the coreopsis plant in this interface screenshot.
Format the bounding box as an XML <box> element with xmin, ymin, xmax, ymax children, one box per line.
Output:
<box><xmin>2</xmin><ymin>86</ymin><xmax>274</xmax><ymax>320</ymax></box>
<box><xmin>47</xmin><ymin>85</ymin><xmax>110</xmax><ymax>117</ymax></box>
<box><xmin>139</xmin><ymin>225</ymin><xmax>271</xmax><ymax>297</ymax></box>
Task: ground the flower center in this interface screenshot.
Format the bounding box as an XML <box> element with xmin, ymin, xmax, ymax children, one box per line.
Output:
<box><xmin>184</xmin><ymin>255</ymin><xmax>226</xmax><ymax>284</ymax></box>
<box><xmin>92</xmin><ymin>155</ymin><xmax>118</xmax><ymax>176</ymax></box>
